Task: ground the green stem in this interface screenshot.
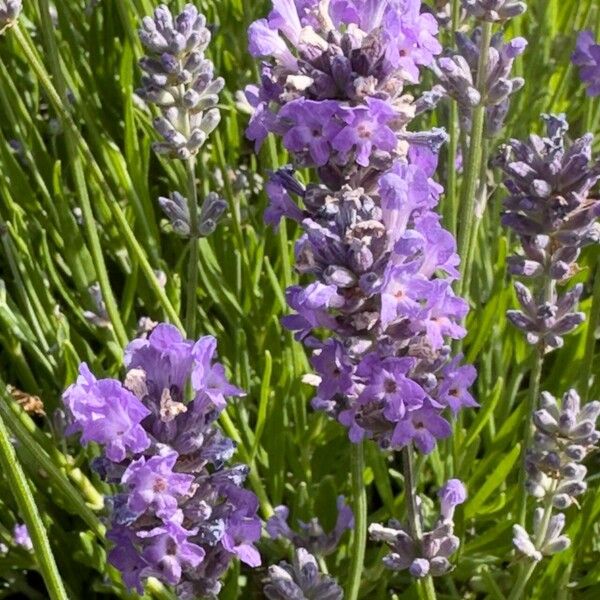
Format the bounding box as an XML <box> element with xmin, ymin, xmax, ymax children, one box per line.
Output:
<box><xmin>346</xmin><ymin>442</ymin><xmax>367</xmax><ymax>600</ymax></box>
<box><xmin>185</xmin><ymin>159</ymin><xmax>200</xmax><ymax>337</ymax></box>
<box><xmin>580</xmin><ymin>261</ymin><xmax>600</xmax><ymax>401</ymax></box>
<box><xmin>516</xmin><ymin>349</ymin><xmax>543</xmax><ymax>527</ymax></box>
<box><xmin>457</xmin><ymin>20</ymin><xmax>493</xmax><ymax>298</ymax></box>
<box><xmin>462</xmin><ymin>141</ymin><xmax>490</xmax><ymax>299</ymax></box>
<box><xmin>402</xmin><ymin>446</ymin><xmax>437</xmax><ymax>600</ymax></box>
<box><xmin>0</xmin><ymin>411</ymin><xmax>68</xmax><ymax>600</ymax></box>
<box><xmin>219</xmin><ymin>411</ymin><xmax>274</xmax><ymax>519</ymax></box>
<box><xmin>444</xmin><ymin>0</ymin><xmax>461</xmax><ymax>236</ymax></box>
<box><xmin>29</xmin><ymin>5</ymin><xmax>128</xmax><ymax>349</ymax></box>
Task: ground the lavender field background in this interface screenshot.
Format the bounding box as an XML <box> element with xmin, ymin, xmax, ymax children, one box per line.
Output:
<box><xmin>0</xmin><ymin>1</ymin><xmax>600</xmax><ymax>599</ymax></box>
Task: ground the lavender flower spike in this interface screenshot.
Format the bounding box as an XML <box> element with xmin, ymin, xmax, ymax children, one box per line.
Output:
<box><xmin>63</xmin><ymin>324</ymin><xmax>260</xmax><ymax>598</ymax></box>
<box><xmin>138</xmin><ymin>5</ymin><xmax>227</xmax><ymax>240</ymax></box>
<box><xmin>263</xmin><ymin>548</ymin><xmax>343</xmax><ymax>600</ymax></box>
<box><xmin>572</xmin><ymin>31</ymin><xmax>600</xmax><ymax>97</ymax></box>
<box><xmin>497</xmin><ymin>114</ymin><xmax>600</xmax><ymax>351</ymax></box>
<box><xmin>513</xmin><ymin>389</ymin><xmax>599</xmax><ymax>562</ymax></box>
<box><xmin>369</xmin><ymin>479</ymin><xmax>466</xmax><ymax>579</ymax></box>
<box><xmin>247</xmin><ymin>0</ymin><xmax>477</xmax><ymax>454</ymax></box>
<box><xmin>0</xmin><ymin>0</ymin><xmax>21</xmax><ymax>31</ymax></box>
<box><xmin>138</xmin><ymin>4</ymin><xmax>224</xmax><ymax>160</ymax></box>
<box><xmin>461</xmin><ymin>0</ymin><xmax>527</xmax><ymax>22</ymax></box>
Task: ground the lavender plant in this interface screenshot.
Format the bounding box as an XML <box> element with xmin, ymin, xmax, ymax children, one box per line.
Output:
<box><xmin>441</xmin><ymin>0</ymin><xmax>527</xmax><ymax>290</ymax></box>
<box><xmin>498</xmin><ymin>114</ymin><xmax>600</xmax><ymax>593</ymax></box>
<box><xmin>246</xmin><ymin>1</ymin><xmax>477</xmax><ymax>597</ymax></box>
<box><xmin>63</xmin><ymin>324</ymin><xmax>261</xmax><ymax>598</ymax></box>
<box><xmin>498</xmin><ymin>114</ymin><xmax>599</xmax><ymax>354</ymax></box>
<box><xmin>369</xmin><ymin>479</ymin><xmax>466</xmax><ymax>578</ymax></box>
<box><xmin>1</xmin><ymin>1</ymin><xmax>600</xmax><ymax>599</ymax></box>
<box><xmin>138</xmin><ymin>4</ymin><xmax>227</xmax><ymax>334</ymax></box>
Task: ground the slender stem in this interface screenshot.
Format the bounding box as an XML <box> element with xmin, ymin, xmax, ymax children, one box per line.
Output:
<box><xmin>346</xmin><ymin>442</ymin><xmax>368</xmax><ymax>600</ymax></box>
<box><xmin>457</xmin><ymin>21</ymin><xmax>493</xmax><ymax>298</ymax></box>
<box><xmin>219</xmin><ymin>411</ymin><xmax>274</xmax><ymax>519</ymax></box>
<box><xmin>444</xmin><ymin>0</ymin><xmax>462</xmax><ymax>236</ymax></box>
<box><xmin>516</xmin><ymin>276</ymin><xmax>554</xmax><ymax>525</ymax></box>
<box><xmin>462</xmin><ymin>141</ymin><xmax>489</xmax><ymax>299</ymax></box>
<box><xmin>0</xmin><ymin>411</ymin><xmax>68</xmax><ymax>600</ymax></box>
<box><xmin>580</xmin><ymin>261</ymin><xmax>600</xmax><ymax>401</ymax></box>
<box><xmin>515</xmin><ymin>348</ymin><xmax>543</xmax><ymax>526</ymax></box>
<box><xmin>185</xmin><ymin>159</ymin><xmax>199</xmax><ymax>337</ymax></box>
<box><xmin>402</xmin><ymin>446</ymin><xmax>437</xmax><ymax>600</ymax></box>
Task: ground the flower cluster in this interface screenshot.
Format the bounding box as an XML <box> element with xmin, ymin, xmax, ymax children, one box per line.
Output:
<box><xmin>0</xmin><ymin>0</ymin><xmax>21</xmax><ymax>31</ymax></box>
<box><xmin>247</xmin><ymin>0</ymin><xmax>477</xmax><ymax>453</ymax></box>
<box><xmin>496</xmin><ymin>114</ymin><xmax>600</xmax><ymax>351</ymax></box>
<box><xmin>572</xmin><ymin>31</ymin><xmax>600</xmax><ymax>97</ymax></box>
<box><xmin>138</xmin><ymin>4</ymin><xmax>227</xmax><ymax>238</ymax></box>
<box><xmin>63</xmin><ymin>324</ymin><xmax>261</xmax><ymax>598</ymax></box>
<box><xmin>369</xmin><ymin>479</ymin><xmax>466</xmax><ymax>578</ymax></box>
<box><xmin>434</xmin><ymin>30</ymin><xmax>527</xmax><ymax>136</ymax></box>
<box><xmin>263</xmin><ymin>547</ymin><xmax>343</xmax><ymax>600</ymax></box>
<box><xmin>266</xmin><ymin>496</ymin><xmax>353</xmax><ymax>556</ymax></box>
<box><xmin>513</xmin><ymin>389</ymin><xmax>600</xmax><ymax>561</ymax></box>
<box><xmin>460</xmin><ymin>0</ymin><xmax>526</xmax><ymax>22</ymax></box>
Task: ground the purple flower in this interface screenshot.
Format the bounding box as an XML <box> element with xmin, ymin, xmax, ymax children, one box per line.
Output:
<box><xmin>392</xmin><ymin>408</ymin><xmax>452</xmax><ymax>454</ymax></box>
<box><xmin>13</xmin><ymin>524</ymin><xmax>32</xmax><ymax>551</ymax></box>
<box><xmin>497</xmin><ymin>115</ymin><xmax>600</xmax><ymax>352</ymax></box>
<box><xmin>63</xmin><ymin>364</ymin><xmax>150</xmax><ymax>462</ymax></box>
<box><xmin>0</xmin><ymin>0</ymin><xmax>21</xmax><ymax>28</ymax></box>
<box><xmin>264</xmin><ymin>547</ymin><xmax>343</xmax><ymax>600</ymax></box>
<box><xmin>121</xmin><ymin>450</ymin><xmax>194</xmax><ymax>519</ymax></box>
<box><xmin>264</xmin><ymin>176</ymin><xmax>304</xmax><ymax>229</ymax></box>
<box><xmin>280</xmin><ymin>100</ymin><xmax>340</xmax><ymax>166</ymax></box>
<box><xmin>332</xmin><ymin>100</ymin><xmax>397</xmax><ymax>167</ymax></box>
<box><xmin>138</xmin><ymin>4</ymin><xmax>224</xmax><ymax>159</ymax></box>
<box><xmin>438</xmin><ymin>479</ymin><xmax>467</xmax><ymax>522</ymax></box>
<box><xmin>246</xmin><ymin>0</ymin><xmax>477</xmax><ymax>453</ymax></box>
<box><xmin>63</xmin><ymin>325</ymin><xmax>261</xmax><ymax>596</ymax></box>
<box><xmin>359</xmin><ymin>357</ymin><xmax>425</xmax><ymax>422</ymax></box>
<box><xmin>139</xmin><ymin>518</ymin><xmax>205</xmax><ymax>586</ymax></box>
<box><xmin>572</xmin><ymin>31</ymin><xmax>600</xmax><ymax>96</ymax></box>
<box><xmin>191</xmin><ymin>335</ymin><xmax>245</xmax><ymax>410</ymax></box>
<box><xmin>437</xmin><ymin>357</ymin><xmax>478</xmax><ymax>415</ymax></box>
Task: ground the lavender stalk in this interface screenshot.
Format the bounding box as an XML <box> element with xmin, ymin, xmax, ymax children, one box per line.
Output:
<box><xmin>497</xmin><ymin>114</ymin><xmax>600</xmax><ymax>526</ymax></box>
<box><xmin>456</xmin><ymin>19</ymin><xmax>493</xmax><ymax>298</ymax></box>
<box><xmin>138</xmin><ymin>4</ymin><xmax>226</xmax><ymax>337</ymax></box>
<box><xmin>245</xmin><ymin>3</ymin><xmax>478</xmax><ymax>597</ymax></box>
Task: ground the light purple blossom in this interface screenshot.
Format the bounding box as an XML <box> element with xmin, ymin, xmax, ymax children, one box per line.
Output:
<box><xmin>63</xmin><ymin>325</ymin><xmax>261</xmax><ymax>596</ymax></box>
<box><xmin>247</xmin><ymin>0</ymin><xmax>477</xmax><ymax>453</ymax></box>
<box><xmin>63</xmin><ymin>364</ymin><xmax>150</xmax><ymax>462</ymax></box>
<box><xmin>438</xmin><ymin>479</ymin><xmax>467</xmax><ymax>522</ymax></box>
<box><xmin>572</xmin><ymin>31</ymin><xmax>600</xmax><ymax>96</ymax></box>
